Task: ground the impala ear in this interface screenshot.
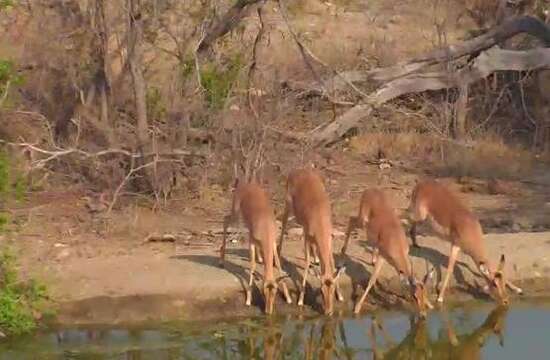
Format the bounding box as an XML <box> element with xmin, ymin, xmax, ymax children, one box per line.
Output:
<box><xmin>479</xmin><ymin>263</ymin><xmax>491</xmax><ymax>278</ymax></box>
<box><xmin>333</xmin><ymin>265</ymin><xmax>346</xmax><ymax>280</ymax></box>
<box><xmin>423</xmin><ymin>267</ymin><xmax>435</xmax><ymax>285</ymax></box>
<box><xmin>497</xmin><ymin>254</ymin><xmax>506</xmax><ymax>273</ymax></box>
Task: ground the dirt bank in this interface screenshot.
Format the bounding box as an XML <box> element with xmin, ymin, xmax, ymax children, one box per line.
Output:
<box><xmin>50</xmin><ymin>230</ymin><xmax>550</xmax><ymax>325</ymax></box>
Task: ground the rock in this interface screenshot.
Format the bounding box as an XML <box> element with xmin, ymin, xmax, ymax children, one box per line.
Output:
<box><xmin>511</xmin><ymin>223</ymin><xmax>521</xmax><ymax>233</ymax></box>
<box><xmin>288</xmin><ymin>228</ymin><xmax>303</xmax><ymax>237</ymax></box>
<box><xmin>55</xmin><ymin>248</ymin><xmax>71</xmax><ymax>261</ymax></box>
<box><xmin>496</xmin><ymin>218</ymin><xmax>513</xmax><ymax>231</ymax></box>
<box><xmin>0</xmin><ymin>330</ymin><xmax>5</xmax><ymax>338</ymax></box>
<box><xmin>515</xmin><ymin>217</ymin><xmax>534</xmax><ymax>231</ymax></box>
<box><xmin>332</xmin><ymin>229</ymin><xmax>345</xmax><ymax>238</ymax></box>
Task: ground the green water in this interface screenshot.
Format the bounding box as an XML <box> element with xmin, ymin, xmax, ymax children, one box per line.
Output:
<box><xmin>1</xmin><ymin>302</ymin><xmax>549</xmax><ymax>359</ymax></box>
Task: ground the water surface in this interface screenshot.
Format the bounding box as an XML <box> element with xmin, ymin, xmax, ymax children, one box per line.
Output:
<box><xmin>1</xmin><ymin>301</ymin><xmax>549</xmax><ymax>359</ymax></box>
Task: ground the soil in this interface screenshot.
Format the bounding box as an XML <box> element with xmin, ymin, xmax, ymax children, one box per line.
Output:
<box><xmin>5</xmin><ymin>153</ymin><xmax>550</xmax><ymax>326</ymax></box>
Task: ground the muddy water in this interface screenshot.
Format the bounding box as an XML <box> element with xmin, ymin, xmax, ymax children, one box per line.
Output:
<box><xmin>1</xmin><ymin>301</ymin><xmax>549</xmax><ymax>359</ymax></box>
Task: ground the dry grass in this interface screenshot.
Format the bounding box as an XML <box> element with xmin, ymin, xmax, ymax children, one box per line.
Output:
<box><xmin>348</xmin><ymin>131</ymin><xmax>535</xmax><ymax>179</ymax></box>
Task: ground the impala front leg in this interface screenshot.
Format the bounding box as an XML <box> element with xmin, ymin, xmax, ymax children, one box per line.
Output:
<box><xmin>298</xmin><ymin>238</ymin><xmax>311</xmax><ymax>307</ymax></box>
<box><xmin>409</xmin><ymin>221</ymin><xmax>420</xmax><ymax>248</ymax></box>
<box><xmin>354</xmin><ymin>257</ymin><xmax>385</xmax><ymax>314</ymax></box>
<box><xmin>331</xmin><ymin>256</ymin><xmax>344</xmax><ymax>302</ymax></box>
<box><xmin>437</xmin><ymin>244</ymin><xmax>460</xmax><ymax>303</ymax></box>
<box><xmin>278</xmin><ymin>202</ymin><xmax>290</xmax><ymax>256</ymax></box>
<box><xmin>220</xmin><ymin>214</ymin><xmax>235</xmax><ymax>267</ymax></box>
<box><xmin>369</xmin><ymin>247</ymin><xmax>380</xmax><ymax>266</ymax></box>
<box><xmin>273</xmin><ymin>245</ymin><xmax>292</xmax><ymax>304</ymax></box>
<box><xmin>246</xmin><ymin>243</ymin><xmax>257</xmax><ymax>306</ymax></box>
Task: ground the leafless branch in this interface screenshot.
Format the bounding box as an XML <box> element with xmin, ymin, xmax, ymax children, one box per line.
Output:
<box><xmin>309</xmin><ymin>46</ymin><xmax>550</xmax><ymax>146</ymax></box>
<box><xmin>196</xmin><ymin>0</ymin><xmax>265</xmax><ymax>56</ymax></box>
<box><xmin>247</xmin><ymin>6</ymin><xmax>266</xmax><ymax>119</ymax></box>
<box><xmin>0</xmin><ymin>141</ymin><xmax>204</xmax><ymax>170</ymax></box>
<box><xmin>108</xmin><ymin>159</ymin><xmax>155</xmax><ymax>214</ymax></box>
<box><xmin>368</xmin><ymin>16</ymin><xmax>550</xmax><ymax>82</ymax></box>
<box><xmin>277</xmin><ymin>0</ymin><xmax>366</xmax><ymax>103</ymax></box>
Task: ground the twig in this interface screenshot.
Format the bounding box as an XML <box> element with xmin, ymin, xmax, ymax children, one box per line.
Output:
<box><xmin>0</xmin><ymin>141</ymin><xmax>204</xmax><ymax>169</ymax></box>
<box><xmin>108</xmin><ymin>160</ymin><xmax>155</xmax><ymax>214</ymax></box>
<box><xmin>247</xmin><ymin>6</ymin><xmax>266</xmax><ymax>119</ymax></box>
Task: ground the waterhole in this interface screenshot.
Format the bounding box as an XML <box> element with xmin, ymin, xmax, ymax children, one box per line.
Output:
<box><xmin>1</xmin><ymin>300</ymin><xmax>549</xmax><ymax>359</ymax></box>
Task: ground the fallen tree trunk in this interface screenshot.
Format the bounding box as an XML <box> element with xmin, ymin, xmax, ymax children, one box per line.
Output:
<box><xmin>310</xmin><ymin>47</ymin><xmax>550</xmax><ymax>146</ymax></box>
<box><xmin>370</xmin><ymin>15</ymin><xmax>550</xmax><ymax>82</ymax></box>
<box><xmin>197</xmin><ymin>0</ymin><xmax>264</xmax><ymax>56</ymax></box>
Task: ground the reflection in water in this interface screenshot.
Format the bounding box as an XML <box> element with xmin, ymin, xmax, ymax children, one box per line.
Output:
<box><xmin>371</xmin><ymin>305</ymin><xmax>508</xmax><ymax>360</ymax></box>
<box><xmin>0</xmin><ymin>304</ymin><xmax>549</xmax><ymax>359</ymax></box>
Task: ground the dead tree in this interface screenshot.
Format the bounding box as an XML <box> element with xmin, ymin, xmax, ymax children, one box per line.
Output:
<box><xmin>307</xmin><ymin>16</ymin><xmax>550</xmax><ymax>146</ymax></box>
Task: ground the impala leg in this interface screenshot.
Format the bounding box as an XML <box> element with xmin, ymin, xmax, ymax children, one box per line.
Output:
<box><xmin>311</xmin><ymin>243</ymin><xmax>320</xmax><ymax>265</ymax></box>
<box><xmin>220</xmin><ymin>214</ymin><xmax>233</xmax><ymax>267</ymax></box>
<box><xmin>409</xmin><ymin>222</ymin><xmax>420</xmax><ymax>248</ymax></box>
<box><xmin>331</xmin><ymin>256</ymin><xmax>344</xmax><ymax>302</ymax></box>
<box><xmin>256</xmin><ymin>251</ymin><xmax>264</xmax><ymax>264</ymax></box>
<box><xmin>273</xmin><ymin>245</ymin><xmax>292</xmax><ymax>304</ymax></box>
<box><xmin>246</xmin><ymin>243</ymin><xmax>257</xmax><ymax>306</ymax></box>
<box><xmin>341</xmin><ymin>216</ymin><xmax>360</xmax><ymax>255</ymax></box>
<box><xmin>369</xmin><ymin>247</ymin><xmax>380</xmax><ymax>267</ymax></box>
<box><xmin>298</xmin><ymin>238</ymin><xmax>311</xmax><ymax>307</ymax></box>
<box><xmin>506</xmin><ymin>280</ymin><xmax>523</xmax><ymax>295</ymax></box>
<box><xmin>278</xmin><ymin>203</ymin><xmax>290</xmax><ymax>256</ymax></box>
<box><xmin>437</xmin><ymin>244</ymin><xmax>461</xmax><ymax>303</ymax></box>
<box><xmin>354</xmin><ymin>257</ymin><xmax>385</xmax><ymax>314</ymax></box>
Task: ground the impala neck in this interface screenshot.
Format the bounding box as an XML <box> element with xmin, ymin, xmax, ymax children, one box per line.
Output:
<box><xmin>316</xmin><ymin>228</ymin><xmax>334</xmax><ymax>276</ymax></box>
<box><xmin>263</xmin><ymin>232</ymin><xmax>275</xmax><ymax>281</ymax></box>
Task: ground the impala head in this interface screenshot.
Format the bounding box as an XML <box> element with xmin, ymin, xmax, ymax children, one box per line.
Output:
<box><xmin>319</xmin><ymin>266</ymin><xmax>345</xmax><ymax>315</ymax></box>
<box><xmin>263</xmin><ymin>272</ymin><xmax>290</xmax><ymax>315</ymax></box>
<box><xmin>480</xmin><ymin>254</ymin><xmax>509</xmax><ymax>306</ymax></box>
<box><xmin>409</xmin><ymin>268</ymin><xmax>435</xmax><ymax>318</ymax></box>
<box><xmin>263</xmin><ymin>280</ymin><xmax>277</xmax><ymax>315</ymax></box>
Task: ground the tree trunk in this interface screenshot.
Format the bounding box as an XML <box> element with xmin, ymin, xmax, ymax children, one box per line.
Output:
<box><xmin>94</xmin><ymin>0</ymin><xmax>112</xmax><ymax>143</ymax></box>
<box><xmin>127</xmin><ymin>0</ymin><xmax>149</xmax><ymax>152</ymax></box>
<box><xmin>454</xmin><ymin>83</ymin><xmax>468</xmax><ymax>140</ymax></box>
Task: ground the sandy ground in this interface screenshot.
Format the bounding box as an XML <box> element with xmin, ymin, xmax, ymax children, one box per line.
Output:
<box><xmin>50</xmin><ymin>229</ymin><xmax>550</xmax><ymax>325</ymax></box>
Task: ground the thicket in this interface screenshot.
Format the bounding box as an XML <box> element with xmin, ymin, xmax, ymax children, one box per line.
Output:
<box><xmin>0</xmin><ymin>0</ymin><xmax>547</xmax><ymax>210</ymax></box>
